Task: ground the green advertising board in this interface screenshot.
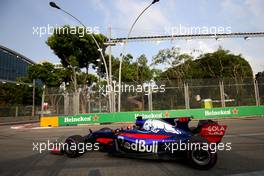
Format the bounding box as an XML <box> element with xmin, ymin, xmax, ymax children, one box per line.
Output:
<box><xmin>57</xmin><ymin>105</ymin><xmax>264</xmax><ymax>126</ymax></box>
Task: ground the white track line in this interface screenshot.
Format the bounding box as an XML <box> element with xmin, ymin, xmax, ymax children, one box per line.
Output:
<box><xmin>10</xmin><ymin>126</ymin><xmax>25</xmax><ymax>129</ymax></box>
<box><xmin>227</xmin><ymin>170</ymin><xmax>264</xmax><ymax>176</ymax></box>
<box><xmin>31</xmin><ymin>127</ymin><xmax>53</xmax><ymax>129</ymax></box>
<box><xmin>225</xmin><ymin>132</ymin><xmax>264</xmax><ymax>138</ymax></box>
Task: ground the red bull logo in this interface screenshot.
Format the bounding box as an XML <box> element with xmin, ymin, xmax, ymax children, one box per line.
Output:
<box><xmin>123</xmin><ymin>140</ymin><xmax>158</xmax><ymax>153</ymax></box>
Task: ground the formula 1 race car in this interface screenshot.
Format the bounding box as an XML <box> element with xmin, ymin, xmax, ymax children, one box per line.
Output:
<box><xmin>51</xmin><ymin>117</ymin><xmax>227</xmax><ymax>170</ymax></box>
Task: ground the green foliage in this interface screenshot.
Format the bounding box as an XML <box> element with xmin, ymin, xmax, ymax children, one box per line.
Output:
<box><xmin>153</xmin><ymin>47</ymin><xmax>192</xmax><ymax>67</ymax></box>
<box><xmin>77</xmin><ymin>73</ymin><xmax>98</xmax><ymax>86</ymax></box>
<box><xmin>106</xmin><ymin>54</ymin><xmax>153</xmax><ymax>83</ymax></box>
<box><xmin>0</xmin><ymin>83</ymin><xmax>41</xmax><ymax>106</ymax></box>
<box><xmin>28</xmin><ymin>62</ymin><xmax>98</xmax><ymax>88</ymax></box>
<box><xmin>135</xmin><ymin>54</ymin><xmax>153</xmax><ymax>83</ymax></box>
<box><xmin>195</xmin><ymin>48</ymin><xmax>253</xmax><ymax>79</ymax></box>
<box><xmin>151</xmin><ymin>68</ymin><xmax>163</xmax><ymax>80</ymax></box>
<box><xmin>28</xmin><ymin>62</ymin><xmax>68</xmax><ymax>87</ymax></box>
<box><xmin>156</xmin><ymin>47</ymin><xmax>253</xmax><ymax>81</ymax></box>
<box><xmin>45</xmin><ymin>25</ymin><xmax>157</xmax><ymax>86</ymax></box>
<box><xmin>256</xmin><ymin>71</ymin><xmax>264</xmax><ymax>82</ymax></box>
<box><xmin>46</xmin><ymin>25</ymin><xmax>106</xmax><ymax>72</ymax></box>
<box><xmin>256</xmin><ymin>71</ymin><xmax>264</xmax><ymax>104</ymax></box>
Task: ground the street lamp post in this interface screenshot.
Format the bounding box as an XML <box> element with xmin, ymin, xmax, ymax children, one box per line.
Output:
<box><xmin>32</xmin><ymin>79</ymin><xmax>35</xmax><ymax>117</ymax></box>
<box><xmin>49</xmin><ymin>2</ymin><xmax>112</xmax><ymax>113</ymax></box>
<box><xmin>117</xmin><ymin>0</ymin><xmax>159</xmax><ymax>112</ymax></box>
<box><xmin>108</xmin><ymin>26</ymin><xmax>113</xmax><ymax>112</ymax></box>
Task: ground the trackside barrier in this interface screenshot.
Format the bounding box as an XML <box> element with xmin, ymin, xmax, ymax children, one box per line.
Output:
<box><xmin>40</xmin><ymin>116</ymin><xmax>58</xmax><ymax>127</ymax></box>
<box><xmin>40</xmin><ymin>106</ymin><xmax>264</xmax><ymax>127</ymax></box>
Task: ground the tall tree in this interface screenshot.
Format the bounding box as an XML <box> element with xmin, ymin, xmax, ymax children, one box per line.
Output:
<box><xmin>46</xmin><ymin>25</ymin><xmax>106</xmax><ymax>73</ymax></box>
<box><xmin>153</xmin><ymin>47</ymin><xmax>192</xmax><ymax>68</ymax></box>
<box><xmin>28</xmin><ymin>62</ymin><xmax>68</xmax><ymax>87</ymax></box>
<box><xmin>156</xmin><ymin>47</ymin><xmax>253</xmax><ymax>81</ymax></box>
<box><xmin>46</xmin><ymin>25</ymin><xmax>106</xmax><ymax>113</ymax></box>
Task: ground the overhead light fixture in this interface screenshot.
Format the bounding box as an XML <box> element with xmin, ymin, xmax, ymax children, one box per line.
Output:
<box><xmin>244</xmin><ymin>36</ymin><xmax>251</xmax><ymax>40</ymax></box>
<box><xmin>156</xmin><ymin>40</ymin><xmax>161</xmax><ymax>45</ymax></box>
<box><xmin>152</xmin><ymin>0</ymin><xmax>160</xmax><ymax>4</ymax></box>
<box><xmin>119</xmin><ymin>42</ymin><xmax>125</xmax><ymax>46</ymax></box>
<box><xmin>215</xmin><ymin>37</ymin><xmax>222</xmax><ymax>41</ymax></box>
<box><xmin>49</xmin><ymin>2</ymin><xmax>61</xmax><ymax>9</ymax></box>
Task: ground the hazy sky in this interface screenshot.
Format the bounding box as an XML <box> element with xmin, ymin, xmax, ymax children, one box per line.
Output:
<box><xmin>0</xmin><ymin>0</ymin><xmax>264</xmax><ymax>74</ymax></box>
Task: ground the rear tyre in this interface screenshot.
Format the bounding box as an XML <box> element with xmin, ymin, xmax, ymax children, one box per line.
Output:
<box><xmin>188</xmin><ymin>147</ymin><xmax>217</xmax><ymax>170</ymax></box>
<box><xmin>64</xmin><ymin>135</ymin><xmax>85</xmax><ymax>158</ymax></box>
<box><xmin>99</xmin><ymin>127</ymin><xmax>112</xmax><ymax>131</ymax></box>
<box><xmin>187</xmin><ymin>135</ymin><xmax>217</xmax><ymax>170</ymax></box>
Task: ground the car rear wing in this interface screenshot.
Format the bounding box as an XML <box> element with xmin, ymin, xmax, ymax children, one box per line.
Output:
<box><xmin>199</xmin><ymin>123</ymin><xmax>227</xmax><ymax>143</ymax></box>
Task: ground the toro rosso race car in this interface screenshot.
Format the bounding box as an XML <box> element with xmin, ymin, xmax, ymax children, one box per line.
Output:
<box><xmin>51</xmin><ymin>117</ymin><xmax>227</xmax><ymax>170</ymax></box>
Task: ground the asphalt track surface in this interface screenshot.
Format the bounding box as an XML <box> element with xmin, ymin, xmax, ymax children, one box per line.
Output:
<box><xmin>0</xmin><ymin>118</ymin><xmax>264</xmax><ymax>176</ymax></box>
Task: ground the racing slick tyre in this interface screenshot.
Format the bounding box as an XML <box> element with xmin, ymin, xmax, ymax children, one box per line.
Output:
<box><xmin>187</xmin><ymin>135</ymin><xmax>217</xmax><ymax>170</ymax></box>
<box><xmin>64</xmin><ymin>135</ymin><xmax>85</xmax><ymax>158</ymax></box>
<box><xmin>99</xmin><ymin>127</ymin><xmax>112</xmax><ymax>131</ymax></box>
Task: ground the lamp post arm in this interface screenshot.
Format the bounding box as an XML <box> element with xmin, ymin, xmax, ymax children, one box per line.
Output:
<box><xmin>50</xmin><ymin>2</ymin><xmax>111</xmax><ymax>112</ymax></box>
<box><xmin>59</xmin><ymin>8</ymin><xmax>109</xmax><ymax>85</ymax></box>
<box><xmin>117</xmin><ymin>2</ymin><xmax>156</xmax><ymax>112</ymax></box>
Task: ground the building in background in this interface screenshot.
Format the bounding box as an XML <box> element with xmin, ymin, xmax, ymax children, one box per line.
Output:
<box><xmin>0</xmin><ymin>45</ymin><xmax>35</xmax><ymax>83</ymax></box>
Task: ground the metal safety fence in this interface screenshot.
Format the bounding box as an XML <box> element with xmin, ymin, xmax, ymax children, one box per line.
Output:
<box><xmin>40</xmin><ymin>77</ymin><xmax>263</xmax><ymax>115</ymax></box>
<box><xmin>0</xmin><ymin>77</ymin><xmax>262</xmax><ymax>117</ymax></box>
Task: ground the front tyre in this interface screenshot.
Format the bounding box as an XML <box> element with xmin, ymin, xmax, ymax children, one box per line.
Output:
<box><xmin>64</xmin><ymin>135</ymin><xmax>85</xmax><ymax>158</ymax></box>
